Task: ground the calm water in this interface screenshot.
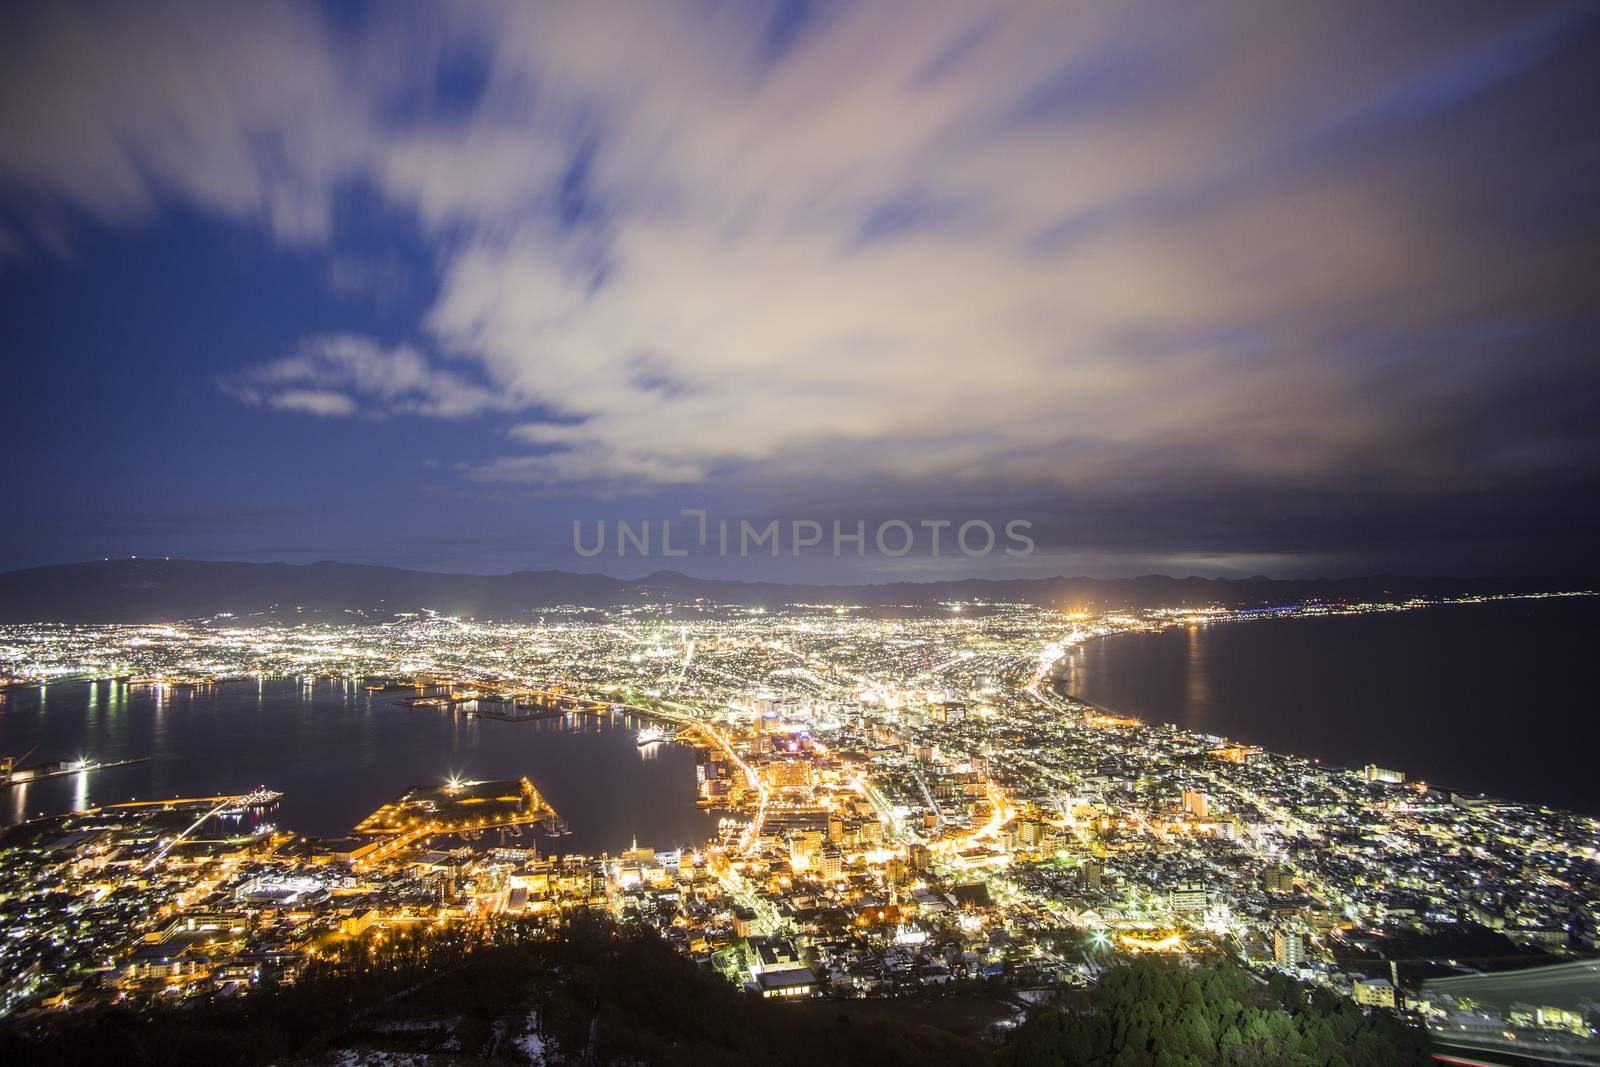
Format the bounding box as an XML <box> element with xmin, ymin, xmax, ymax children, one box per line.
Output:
<box><xmin>1060</xmin><ymin>596</ymin><xmax>1600</xmax><ymax>814</ymax></box>
<box><xmin>0</xmin><ymin>679</ymin><xmax>715</xmax><ymax>854</ymax></box>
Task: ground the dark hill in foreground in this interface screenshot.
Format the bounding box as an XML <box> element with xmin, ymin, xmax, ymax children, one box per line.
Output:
<box><xmin>1</xmin><ymin>917</ymin><xmax>1426</xmax><ymax>1066</ymax></box>
<box><xmin>2</xmin><ymin>917</ymin><xmax>990</xmax><ymax>1067</ymax></box>
<box><xmin>0</xmin><ymin>557</ymin><xmax>1585</xmax><ymax>623</ymax></box>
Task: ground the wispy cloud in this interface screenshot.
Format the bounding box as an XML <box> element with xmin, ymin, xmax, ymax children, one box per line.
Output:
<box><xmin>222</xmin><ymin>334</ymin><xmax>513</xmax><ymax>419</ymax></box>
<box><xmin>5</xmin><ymin>0</ymin><xmax>1598</xmax><ymax>510</ymax></box>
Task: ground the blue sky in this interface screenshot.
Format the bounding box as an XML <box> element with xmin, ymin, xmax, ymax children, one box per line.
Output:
<box><xmin>2</xmin><ymin>1</ymin><xmax>1598</xmax><ymax>580</ymax></box>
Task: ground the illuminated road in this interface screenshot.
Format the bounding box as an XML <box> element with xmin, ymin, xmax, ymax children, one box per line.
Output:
<box><xmin>932</xmin><ymin>780</ymin><xmax>1015</xmax><ymax>855</ymax></box>
<box><xmin>101</xmin><ymin>794</ymin><xmax>250</xmax><ymax>809</ymax></box>
<box><xmin>852</xmin><ymin>774</ymin><xmax>923</xmax><ymax>846</ymax></box>
<box><xmin>651</xmin><ymin>697</ymin><xmax>771</xmax><ymax>854</ymax></box>
<box><xmin>141</xmin><ymin>795</ymin><xmax>241</xmax><ymax>870</ymax></box>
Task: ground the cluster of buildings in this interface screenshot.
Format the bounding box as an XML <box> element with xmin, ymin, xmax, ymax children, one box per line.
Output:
<box><xmin>1</xmin><ymin>593</ymin><xmax>1596</xmax><ymax>1053</ymax></box>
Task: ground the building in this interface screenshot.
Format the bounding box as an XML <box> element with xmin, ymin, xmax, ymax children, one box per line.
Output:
<box><xmin>767</xmin><ymin>760</ymin><xmax>812</xmax><ymax>789</ymax></box>
<box><xmin>1353</xmin><ymin>977</ymin><xmax>1397</xmax><ymax>1008</ymax></box>
<box><xmin>313</xmin><ymin>837</ymin><xmax>381</xmax><ymax>865</ymax></box>
<box><xmin>1181</xmin><ymin>789</ymin><xmax>1209</xmax><ymax>818</ymax></box>
<box><xmin>788</xmin><ymin>828</ymin><xmax>823</xmax><ymax>871</ymax></box>
<box><xmin>1079</xmin><ymin>859</ymin><xmax>1104</xmax><ymax>891</ymax></box>
<box><xmin>819</xmin><ymin>846</ymin><xmax>843</xmax><ymax>880</ymax></box>
<box><xmin>1170</xmin><ymin>882</ymin><xmax>1208</xmax><ymax>913</ymax></box>
<box><xmin>1273</xmin><ymin>929</ymin><xmax>1305</xmax><ymax>967</ymax></box>
<box><xmin>756</xmin><ymin>967</ymin><xmax>817</xmax><ymax>998</ymax></box>
<box><xmin>340</xmin><ymin>908</ymin><xmax>377</xmax><ymax>937</ymax></box>
<box><xmin>1262</xmin><ymin>865</ymin><xmax>1296</xmax><ymax>894</ymax></box>
<box><xmin>1363</xmin><ymin>764</ymin><xmax>1405</xmax><ymax>784</ymax></box>
<box><xmin>748</xmin><ymin>936</ymin><xmax>803</xmax><ymax>974</ymax></box>
<box><xmin>1012</xmin><ymin>816</ymin><xmax>1046</xmax><ymax>851</ymax></box>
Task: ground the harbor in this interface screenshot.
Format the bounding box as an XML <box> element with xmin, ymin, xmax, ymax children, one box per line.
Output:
<box><xmin>393</xmin><ymin>683</ymin><xmax>642</xmax><ymax>725</ymax></box>
<box><xmin>0</xmin><ymin>678</ymin><xmax>717</xmax><ymax>852</ymax></box>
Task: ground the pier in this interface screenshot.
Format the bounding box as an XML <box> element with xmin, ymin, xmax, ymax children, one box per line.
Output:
<box><xmin>348</xmin><ymin>777</ymin><xmax>561</xmax><ymax>870</ymax></box>
<box><xmin>3</xmin><ymin>756</ymin><xmax>151</xmax><ymax>787</ymax></box>
<box><xmin>394</xmin><ymin>687</ymin><xmax>617</xmax><ymax>722</ymax></box>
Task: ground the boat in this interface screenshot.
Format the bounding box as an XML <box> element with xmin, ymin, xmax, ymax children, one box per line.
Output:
<box><xmin>217</xmin><ymin>786</ymin><xmax>283</xmax><ymax>815</ymax></box>
<box><xmin>635</xmin><ymin>726</ymin><xmax>669</xmax><ymax>746</ymax></box>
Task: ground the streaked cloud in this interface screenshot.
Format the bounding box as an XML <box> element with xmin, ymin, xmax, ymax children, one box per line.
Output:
<box><xmin>263</xmin><ymin>389</ymin><xmax>358</xmax><ymax>418</ymax></box>
<box><xmin>222</xmin><ymin>334</ymin><xmax>512</xmax><ymax>419</ymax></box>
<box><xmin>4</xmin><ymin>0</ymin><xmax>1597</xmax><ymax>534</ymax></box>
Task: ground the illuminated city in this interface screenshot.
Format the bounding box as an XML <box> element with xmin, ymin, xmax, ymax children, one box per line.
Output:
<box><xmin>3</xmin><ymin>593</ymin><xmax>1596</xmax><ymax>1062</ymax></box>
<box><xmin>4</xmin><ymin>1</ymin><xmax>1600</xmax><ymax>1063</ymax></box>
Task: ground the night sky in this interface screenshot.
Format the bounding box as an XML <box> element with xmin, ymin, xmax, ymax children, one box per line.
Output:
<box><xmin>2</xmin><ymin>2</ymin><xmax>1598</xmax><ymax>581</ymax></box>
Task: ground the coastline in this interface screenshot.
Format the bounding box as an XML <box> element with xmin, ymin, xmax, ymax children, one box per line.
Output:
<box><xmin>1054</xmin><ymin>594</ymin><xmax>1600</xmax><ymax>815</ymax></box>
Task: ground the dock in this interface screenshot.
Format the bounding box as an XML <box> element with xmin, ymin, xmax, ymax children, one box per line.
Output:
<box><xmin>3</xmin><ymin>756</ymin><xmax>151</xmax><ymax>787</ymax></box>
<box><xmin>394</xmin><ymin>688</ymin><xmax>618</xmax><ymax>722</ymax></box>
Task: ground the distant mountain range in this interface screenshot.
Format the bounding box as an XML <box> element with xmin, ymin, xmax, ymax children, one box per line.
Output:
<box><xmin>0</xmin><ymin>558</ymin><xmax>1588</xmax><ymax>623</ymax></box>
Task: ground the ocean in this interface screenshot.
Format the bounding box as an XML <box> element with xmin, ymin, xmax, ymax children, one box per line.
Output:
<box><xmin>1058</xmin><ymin>596</ymin><xmax>1600</xmax><ymax>813</ymax></box>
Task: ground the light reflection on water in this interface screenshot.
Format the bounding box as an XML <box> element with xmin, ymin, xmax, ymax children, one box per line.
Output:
<box><xmin>1184</xmin><ymin>623</ymin><xmax>1210</xmax><ymax>732</ymax></box>
<box><xmin>1</xmin><ymin>679</ymin><xmax>714</xmax><ymax>855</ymax></box>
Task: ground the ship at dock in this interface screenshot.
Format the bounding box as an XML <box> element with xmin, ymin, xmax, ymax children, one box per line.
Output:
<box><xmin>215</xmin><ymin>786</ymin><xmax>283</xmax><ymax>815</ymax></box>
